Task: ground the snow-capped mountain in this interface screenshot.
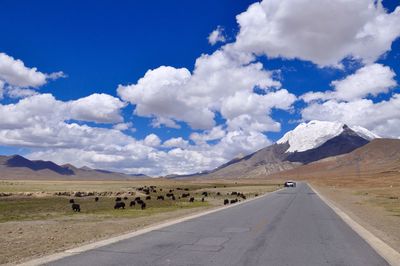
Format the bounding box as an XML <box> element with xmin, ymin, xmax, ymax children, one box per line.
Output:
<box><xmin>192</xmin><ymin>120</ymin><xmax>379</xmax><ymax>179</ymax></box>
<box><xmin>277</xmin><ymin>120</ymin><xmax>379</xmax><ymax>153</ymax></box>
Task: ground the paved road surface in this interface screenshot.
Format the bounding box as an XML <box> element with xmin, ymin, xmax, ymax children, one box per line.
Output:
<box><xmin>47</xmin><ymin>183</ymin><xmax>388</xmax><ymax>266</ymax></box>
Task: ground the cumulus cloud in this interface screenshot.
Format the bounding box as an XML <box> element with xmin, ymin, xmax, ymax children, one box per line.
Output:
<box><xmin>143</xmin><ymin>133</ymin><xmax>161</xmax><ymax>147</ymax></box>
<box><xmin>118</xmin><ymin>46</ymin><xmax>291</xmax><ymax>132</ymax></box>
<box><xmin>0</xmin><ymin>52</ymin><xmax>65</xmax><ymax>98</ymax></box>
<box><xmin>190</xmin><ymin>126</ymin><xmax>226</xmax><ymax>144</ymax></box>
<box><xmin>208</xmin><ymin>26</ymin><xmax>226</xmax><ymax>45</ymax></box>
<box><xmin>331</xmin><ymin>64</ymin><xmax>397</xmax><ymax>100</ymax></box>
<box><xmin>69</xmin><ymin>93</ymin><xmax>126</xmax><ymax>123</ymax></box>
<box><xmin>302</xmin><ymin>64</ymin><xmax>397</xmax><ymax>102</ymax></box>
<box><xmin>163</xmin><ymin>137</ymin><xmax>189</xmax><ymax>149</ymax></box>
<box><xmin>301</xmin><ymin>94</ymin><xmax>400</xmax><ymax>138</ymax></box>
<box><xmin>0</xmin><ymin>93</ymin><xmax>126</xmax><ymax>131</ymax></box>
<box><xmin>234</xmin><ymin>0</ymin><xmax>400</xmax><ymax>67</ymax></box>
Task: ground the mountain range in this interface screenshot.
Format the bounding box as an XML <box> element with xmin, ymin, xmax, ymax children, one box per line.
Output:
<box><xmin>0</xmin><ymin>155</ymin><xmax>147</xmax><ymax>180</ymax></box>
<box><xmin>170</xmin><ymin>120</ymin><xmax>382</xmax><ymax>179</ymax></box>
<box><xmin>1</xmin><ymin>120</ymin><xmax>397</xmax><ymax>180</ymax></box>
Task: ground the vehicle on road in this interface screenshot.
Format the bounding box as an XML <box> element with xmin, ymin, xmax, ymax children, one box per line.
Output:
<box><xmin>284</xmin><ymin>181</ymin><xmax>296</xmax><ymax>187</ymax></box>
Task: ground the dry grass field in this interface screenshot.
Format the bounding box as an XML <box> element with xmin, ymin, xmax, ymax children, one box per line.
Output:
<box><xmin>0</xmin><ymin>178</ymin><xmax>279</xmax><ymax>265</ymax></box>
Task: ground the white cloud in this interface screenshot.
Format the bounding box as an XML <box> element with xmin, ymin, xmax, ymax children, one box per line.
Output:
<box><xmin>163</xmin><ymin>137</ymin><xmax>189</xmax><ymax>149</ymax></box>
<box><xmin>234</xmin><ymin>0</ymin><xmax>400</xmax><ymax>67</ymax></box>
<box><xmin>0</xmin><ymin>80</ymin><xmax>4</xmax><ymax>99</ymax></box>
<box><xmin>0</xmin><ymin>93</ymin><xmax>126</xmax><ymax>131</ymax></box>
<box><xmin>0</xmin><ymin>52</ymin><xmax>65</xmax><ymax>97</ymax></box>
<box><xmin>208</xmin><ymin>26</ymin><xmax>226</xmax><ymax>45</ymax></box>
<box><xmin>118</xmin><ymin>46</ymin><xmax>291</xmax><ymax>132</ymax></box>
<box><xmin>301</xmin><ymin>94</ymin><xmax>400</xmax><ymax>138</ymax></box>
<box><xmin>0</xmin><ymin>92</ymin><xmax>276</xmax><ymax>175</ymax></box>
<box><xmin>143</xmin><ymin>133</ymin><xmax>161</xmax><ymax>147</ymax></box>
<box><xmin>190</xmin><ymin>126</ymin><xmax>226</xmax><ymax>144</ymax></box>
<box><xmin>113</xmin><ymin>122</ymin><xmax>134</xmax><ymax>131</ymax></box>
<box><xmin>331</xmin><ymin>64</ymin><xmax>397</xmax><ymax>100</ymax></box>
<box><xmin>302</xmin><ymin>64</ymin><xmax>397</xmax><ymax>102</ymax></box>
<box><xmin>69</xmin><ymin>93</ymin><xmax>126</xmax><ymax>123</ymax></box>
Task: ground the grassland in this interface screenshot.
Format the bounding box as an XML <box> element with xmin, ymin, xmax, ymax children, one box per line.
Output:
<box><xmin>0</xmin><ymin>178</ymin><xmax>279</xmax><ymax>265</ymax></box>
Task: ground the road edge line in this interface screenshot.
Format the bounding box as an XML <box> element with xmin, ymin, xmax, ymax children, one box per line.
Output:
<box><xmin>18</xmin><ymin>187</ymin><xmax>281</xmax><ymax>266</ymax></box>
<box><xmin>309</xmin><ymin>184</ymin><xmax>400</xmax><ymax>266</ymax></box>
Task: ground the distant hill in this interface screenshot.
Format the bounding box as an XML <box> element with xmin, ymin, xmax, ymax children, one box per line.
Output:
<box><xmin>0</xmin><ymin>155</ymin><xmax>149</xmax><ymax>180</ymax></box>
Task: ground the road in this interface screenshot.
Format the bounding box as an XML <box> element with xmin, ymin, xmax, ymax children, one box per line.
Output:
<box><xmin>47</xmin><ymin>183</ymin><xmax>388</xmax><ymax>266</ymax></box>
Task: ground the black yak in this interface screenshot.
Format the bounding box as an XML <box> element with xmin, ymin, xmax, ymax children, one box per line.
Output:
<box><xmin>114</xmin><ymin>202</ymin><xmax>125</xmax><ymax>209</ymax></box>
<box><xmin>157</xmin><ymin>195</ymin><xmax>164</xmax><ymax>200</ymax></box>
<box><xmin>72</xmin><ymin>203</ymin><xmax>80</xmax><ymax>212</ymax></box>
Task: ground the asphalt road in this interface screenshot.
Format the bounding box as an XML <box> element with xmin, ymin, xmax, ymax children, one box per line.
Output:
<box><xmin>47</xmin><ymin>183</ymin><xmax>388</xmax><ymax>266</ymax></box>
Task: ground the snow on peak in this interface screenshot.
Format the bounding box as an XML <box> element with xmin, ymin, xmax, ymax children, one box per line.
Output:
<box><xmin>350</xmin><ymin>125</ymin><xmax>380</xmax><ymax>140</ymax></box>
<box><xmin>277</xmin><ymin>120</ymin><xmax>379</xmax><ymax>153</ymax></box>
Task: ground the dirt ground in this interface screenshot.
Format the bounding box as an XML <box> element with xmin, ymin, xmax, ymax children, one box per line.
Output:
<box><xmin>0</xmin><ymin>179</ymin><xmax>279</xmax><ymax>265</ymax></box>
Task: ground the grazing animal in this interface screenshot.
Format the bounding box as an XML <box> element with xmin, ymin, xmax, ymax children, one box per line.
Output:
<box><xmin>171</xmin><ymin>195</ymin><xmax>176</xmax><ymax>200</ymax></box>
<box><xmin>115</xmin><ymin>197</ymin><xmax>122</xmax><ymax>202</ymax></box>
<box><xmin>123</xmin><ymin>196</ymin><xmax>128</xmax><ymax>200</ymax></box>
<box><xmin>231</xmin><ymin>192</ymin><xmax>238</xmax><ymax>196</ymax></box>
<box><xmin>134</xmin><ymin>197</ymin><xmax>141</xmax><ymax>202</ymax></box>
<box><xmin>69</xmin><ymin>199</ymin><xmax>75</xmax><ymax>204</ymax></box>
<box><xmin>114</xmin><ymin>202</ymin><xmax>125</xmax><ymax>209</ymax></box>
<box><xmin>95</xmin><ymin>197</ymin><xmax>99</xmax><ymax>202</ymax></box>
<box><xmin>157</xmin><ymin>195</ymin><xmax>164</xmax><ymax>200</ymax></box>
<box><xmin>224</xmin><ymin>199</ymin><xmax>229</xmax><ymax>205</ymax></box>
<box><xmin>166</xmin><ymin>193</ymin><xmax>174</xmax><ymax>197</ymax></box>
<box><xmin>145</xmin><ymin>196</ymin><xmax>151</xmax><ymax>200</ymax></box>
<box><xmin>230</xmin><ymin>199</ymin><xmax>238</xmax><ymax>204</ymax></box>
<box><xmin>201</xmin><ymin>198</ymin><xmax>205</xmax><ymax>202</ymax></box>
<box><xmin>184</xmin><ymin>188</ymin><xmax>189</xmax><ymax>191</ymax></box>
<box><xmin>72</xmin><ymin>203</ymin><xmax>80</xmax><ymax>212</ymax></box>
<box><xmin>141</xmin><ymin>202</ymin><xmax>146</xmax><ymax>210</ymax></box>
<box><xmin>255</xmin><ymin>194</ymin><xmax>259</xmax><ymax>197</ymax></box>
<box><xmin>130</xmin><ymin>201</ymin><xmax>136</xmax><ymax>207</ymax></box>
<box><xmin>137</xmin><ymin>199</ymin><xmax>144</xmax><ymax>205</ymax></box>
<box><xmin>201</xmin><ymin>192</ymin><xmax>208</xmax><ymax>197</ymax></box>
<box><xmin>182</xmin><ymin>193</ymin><xmax>190</xmax><ymax>198</ymax></box>
<box><xmin>217</xmin><ymin>192</ymin><xmax>221</xmax><ymax>196</ymax></box>
<box><xmin>189</xmin><ymin>197</ymin><xmax>194</xmax><ymax>202</ymax></box>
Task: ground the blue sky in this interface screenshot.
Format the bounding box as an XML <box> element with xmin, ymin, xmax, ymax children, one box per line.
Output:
<box><xmin>0</xmin><ymin>0</ymin><xmax>399</xmax><ymax>175</ymax></box>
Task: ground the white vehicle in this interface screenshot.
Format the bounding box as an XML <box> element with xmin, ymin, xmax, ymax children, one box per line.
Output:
<box><xmin>284</xmin><ymin>181</ymin><xmax>296</xmax><ymax>187</ymax></box>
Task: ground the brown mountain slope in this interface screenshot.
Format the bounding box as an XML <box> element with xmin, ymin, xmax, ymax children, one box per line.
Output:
<box><xmin>197</xmin><ymin>143</ymin><xmax>300</xmax><ymax>179</ymax></box>
<box><xmin>270</xmin><ymin>139</ymin><xmax>400</xmax><ymax>180</ymax></box>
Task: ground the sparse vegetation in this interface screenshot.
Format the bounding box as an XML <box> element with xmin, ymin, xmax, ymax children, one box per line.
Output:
<box><xmin>0</xmin><ymin>179</ymin><xmax>278</xmax><ymax>265</ymax></box>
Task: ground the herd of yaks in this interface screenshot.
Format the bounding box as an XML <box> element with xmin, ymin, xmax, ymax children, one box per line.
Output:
<box><xmin>68</xmin><ymin>186</ymin><xmax>255</xmax><ymax>212</ymax></box>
